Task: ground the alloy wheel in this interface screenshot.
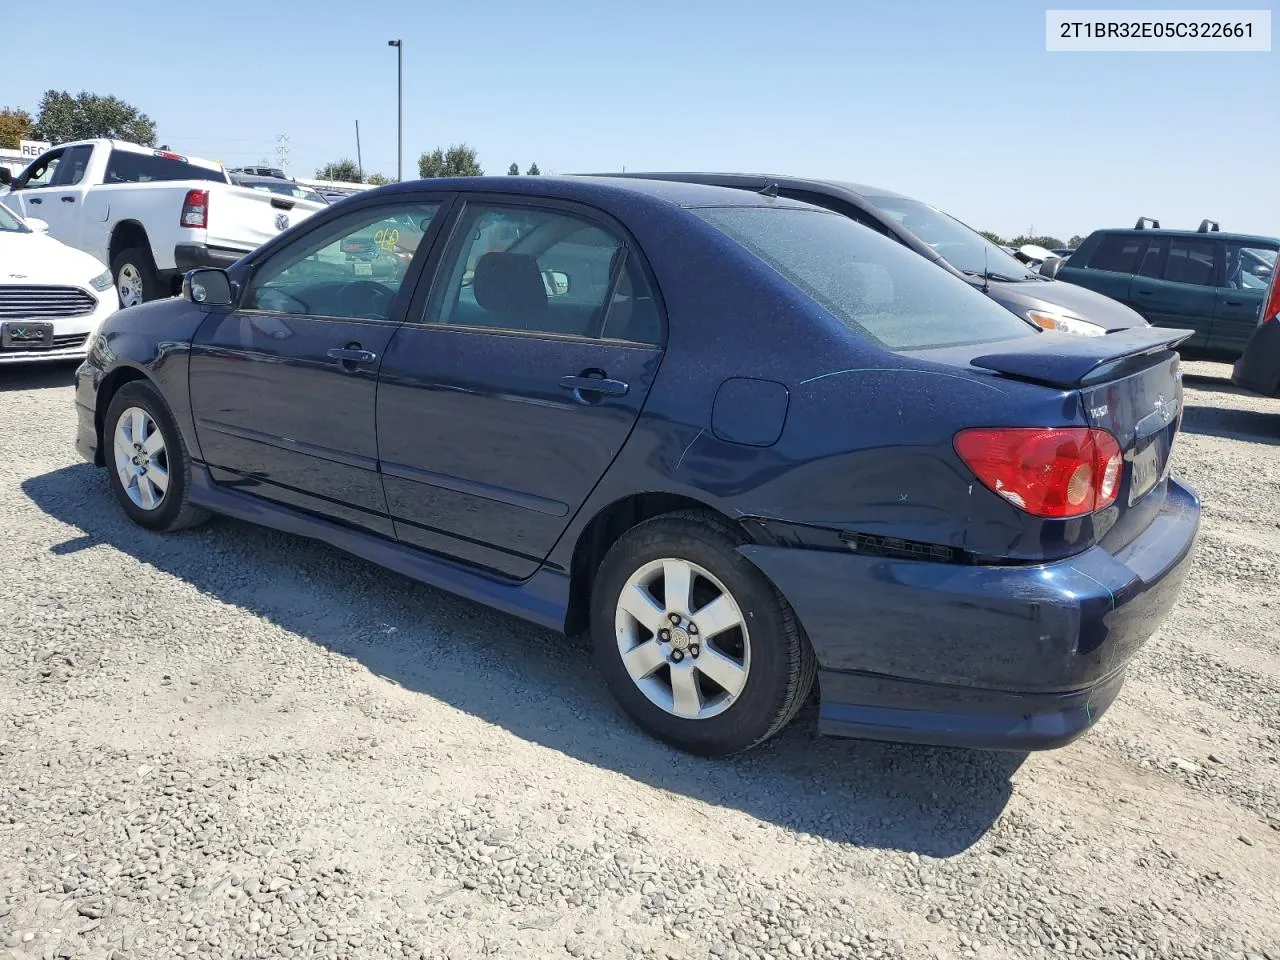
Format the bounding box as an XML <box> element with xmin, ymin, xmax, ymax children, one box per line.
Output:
<box><xmin>113</xmin><ymin>406</ymin><xmax>169</xmax><ymax>511</ymax></box>
<box><xmin>614</xmin><ymin>557</ymin><xmax>751</xmax><ymax>720</ymax></box>
<box><xmin>117</xmin><ymin>264</ymin><xmax>144</xmax><ymax>308</ymax></box>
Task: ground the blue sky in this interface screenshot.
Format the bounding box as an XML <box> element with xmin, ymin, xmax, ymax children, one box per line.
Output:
<box><xmin>13</xmin><ymin>0</ymin><xmax>1276</xmax><ymax>240</ymax></box>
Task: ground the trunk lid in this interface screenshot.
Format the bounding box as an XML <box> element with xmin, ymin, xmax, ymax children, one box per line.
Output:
<box><xmin>204</xmin><ymin>185</ymin><xmax>326</xmax><ymax>254</ymax></box>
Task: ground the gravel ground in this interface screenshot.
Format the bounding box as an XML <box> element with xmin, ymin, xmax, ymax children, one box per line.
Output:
<box><xmin>1</xmin><ymin>359</ymin><xmax>1277</xmax><ymax>960</ymax></box>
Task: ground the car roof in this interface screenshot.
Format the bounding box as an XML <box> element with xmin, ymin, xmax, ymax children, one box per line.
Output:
<box><xmin>1093</xmin><ymin>226</ymin><xmax>1278</xmax><ymax>245</ymax></box>
<box><xmin>231</xmin><ymin>173</ymin><xmax>301</xmax><ymax>186</ymax></box>
<box><xmin>367</xmin><ymin>175</ymin><xmax>822</xmax><ymax>210</ymax></box>
<box><xmin>573</xmin><ymin>171</ymin><xmax>909</xmax><ymax>202</ymax></box>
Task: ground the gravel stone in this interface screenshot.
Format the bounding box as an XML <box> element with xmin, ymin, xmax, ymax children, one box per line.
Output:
<box><xmin>0</xmin><ymin>360</ymin><xmax>1276</xmax><ymax>959</ymax></box>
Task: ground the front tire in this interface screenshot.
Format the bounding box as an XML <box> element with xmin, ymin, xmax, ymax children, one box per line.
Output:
<box><xmin>590</xmin><ymin>511</ymin><xmax>816</xmax><ymax>756</ymax></box>
<box><xmin>104</xmin><ymin>380</ymin><xmax>210</xmax><ymax>532</ymax></box>
<box><xmin>111</xmin><ymin>247</ymin><xmax>164</xmax><ymax>307</ymax></box>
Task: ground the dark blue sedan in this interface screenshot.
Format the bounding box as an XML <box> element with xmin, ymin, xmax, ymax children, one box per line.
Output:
<box><xmin>73</xmin><ymin>176</ymin><xmax>1200</xmax><ymax>756</ymax></box>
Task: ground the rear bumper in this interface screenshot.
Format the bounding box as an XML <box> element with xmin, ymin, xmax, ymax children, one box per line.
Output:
<box><xmin>1231</xmin><ymin>322</ymin><xmax>1280</xmax><ymax>397</ymax></box>
<box><xmin>740</xmin><ymin>478</ymin><xmax>1201</xmax><ymax>750</ymax></box>
<box><xmin>174</xmin><ymin>243</ymin><xmax>250</xmax><ymax>273</ymax></box>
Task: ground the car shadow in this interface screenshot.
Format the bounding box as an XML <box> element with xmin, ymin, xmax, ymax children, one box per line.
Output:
<box><xmin>1180</xmin><ymin>398</ymin><xmax>1279</xmax><ymax>446</ymax></box>
<box><xmin>0</xmin><ymin>361</ymin><xmax>80</xmax><ymax>392</ymax></box>
<box><xmin>22</xmin><ymin>464</ymin><xmax>1023</xmax><ymax>858</ymax></box>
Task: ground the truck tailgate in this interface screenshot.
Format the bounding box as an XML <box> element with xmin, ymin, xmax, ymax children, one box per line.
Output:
<box><xmin>206</xmin><ymin>186</ymin><xmax>326</xmax><ymax>254</ymax></box>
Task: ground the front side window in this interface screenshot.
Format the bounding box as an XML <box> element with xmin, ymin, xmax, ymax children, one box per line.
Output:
<box><xmin>427</xmin><ymin>202</ymin><xmax>660</xmax><ymax>342</ymax></box>
<box><xmin>1164</xmin><ymin>238</ymin><xmax>1218</xmax><ymax>286</ymax></box>
<box><xmin>19</xmin><ymin>151</ymin><xmax>63</xmax><ymax>189</ymax></box>
<box><xmin>57</xmin><ymin>145</ymin><xmax>93</xmax><ymax>187</ymax></box>
<box><xmin>243</xmin><ymin>202</ymin><xmax>440</xmax><ymax>321</ymax></box>
<box><xmin>694</xmin><ymin>205</ymin><xmax>1036</xmax><ymax>350</ymax></box>
<box><xmin>1225</xmin><ymin>242</ymin><xmax>1276</xmax><ymax>291</ymax></box>
<box><xmin>1087</xmin><ymin>234</ymin><xmax>1146</xmax><ymax>273</ymax></box>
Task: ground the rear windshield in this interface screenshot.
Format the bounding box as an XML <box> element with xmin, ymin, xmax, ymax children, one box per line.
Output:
<box><xmin>693</xmin><ymin>206</ymin><xmax>1037</xmax><ymax>350</ymax></box>
<box><xmin>105</xmin><ymin>150</ymin><xmax>227</xmax><ymax>185</ymax></box>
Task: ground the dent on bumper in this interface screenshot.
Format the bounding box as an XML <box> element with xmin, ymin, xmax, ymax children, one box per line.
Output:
<box><xmin>739</xmin><ymin>479</ymin><xmax>1200</xmax><ymax>749</ymax></box>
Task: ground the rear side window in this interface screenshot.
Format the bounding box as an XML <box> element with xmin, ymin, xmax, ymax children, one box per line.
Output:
<box><xmin>1087</xmin><ymin>234</ymin><xmax>1146</xmax><ymax>273</ymax></box>
<box><xmin>1164</xmin><ymin>238</ymin><xmax>1218</xmax><ymax>286</ymax></box>
<box><xmin>105</xmin><ymin>150</ymin><xmax>226</xmax><ymax>185</ymax></box>
<box><xmin>1136</xmin><ymin>238</ymin><xmax>1166</xmax><ymax>277</ymax></box>
<box><xmin>693</xmin><ymin>206</ymin><xmax>1035</xmax><ymax>350</ymax></box>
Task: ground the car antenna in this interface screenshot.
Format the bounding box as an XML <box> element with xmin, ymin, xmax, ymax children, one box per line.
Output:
<box><xmin>757</xmin><ymin>182</ymin><xmax>779</xmax><ymax>198</ymax></box>
<box><xmin>982</xmin><ymin>244</ymin><xmax>990</xmax><ymax>294</ymax></box>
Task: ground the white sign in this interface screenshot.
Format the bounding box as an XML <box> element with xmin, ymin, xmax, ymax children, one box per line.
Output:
<box><xmin>19</xmin><ymin>140</ymin><xmax>51</xmax><ymax>158</ymax></box>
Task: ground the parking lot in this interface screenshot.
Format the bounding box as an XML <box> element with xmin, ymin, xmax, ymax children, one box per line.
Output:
<box><xmin>0</xmin><ymin>362</ymin><xmax>1276</xmax><ymax>960</ymax></box>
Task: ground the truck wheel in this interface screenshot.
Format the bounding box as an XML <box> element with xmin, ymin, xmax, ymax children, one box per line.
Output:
<box><xmin>112</xmin><ymin>247</ymin><xmax>164</xmax><ymax>308</ymax></box>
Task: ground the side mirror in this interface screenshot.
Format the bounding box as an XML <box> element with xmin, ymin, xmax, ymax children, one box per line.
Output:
<box><xmin>542</xmin><ymin>269</ymin><xmax>570</xmax><ymax>296</ymax></box>
<box><xmin>182</xmin><ymin>268</ymin><xmax>233</xmax><ymax>306</ymax></box>
<box><xmin>0</xmin><ymin>168</ymin><xmax>11</xmax><ymax>186</ymax></box>
<box><xmin>25</xmin><ymin>217</ymin><xmax>49</xmax><ymax>234</ymax></box>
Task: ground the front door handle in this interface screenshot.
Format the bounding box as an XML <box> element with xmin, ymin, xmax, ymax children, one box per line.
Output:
<box><xmin>60</xmin><ymin>195</ymin><xmax>76</xmax><ymax>203</ymax></box>
<box><xmin>559</xmin><ymin>374</ymin><xmax>629</xmax><ymax>397</ymax></box>
<box><xmin>327</xmin><ymin>346</ymin><xmax>377</xmax><ymax>364</ymax></box>
<box><xmin>27</xmin><ymin>197</ymin><xmax>42</xmax><ymax>205</ymax></box>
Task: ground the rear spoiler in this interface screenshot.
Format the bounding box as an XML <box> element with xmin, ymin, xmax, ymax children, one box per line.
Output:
<box><xmin>971</xmin><ymin>327</ymin><xmax>1193</xmax><ymax>389</ymax></box>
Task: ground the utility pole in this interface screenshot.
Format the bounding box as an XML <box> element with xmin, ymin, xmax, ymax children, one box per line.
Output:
<box><xmin>275</xmin><ymin>133</ymin><xmax>290</xmax><ymax>174</ymax></box>
<box><xmin>355</xmin><ymin>120</ymin><xmax>364</xmax><ymax>182</ymax></box>
<box><xmin>388</xmin><ymin>39</ymin><xmax>403</xmax><ymax>181</ymax></box>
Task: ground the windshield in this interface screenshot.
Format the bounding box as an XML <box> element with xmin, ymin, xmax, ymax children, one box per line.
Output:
<box><xmin>693</xmin><ymin>206</ymin><xmax>1037</xmax><ymax>350</ymax></box>
<box><xmin>0</xmin><ymin>202</ymin><xmax>28</xmax><ymax>233</ymax></box>
<box><xmin>863</xmin><ymin>194</ymin><xmax>1040</xmax><ymax>281</ymax></box>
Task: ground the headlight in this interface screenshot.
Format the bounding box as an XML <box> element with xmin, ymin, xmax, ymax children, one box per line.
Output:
<box><xmin>1027</xmin><ymin>309</ymin><xmax>1106</xmax><ymax>337</ymax></box>
<box><xmin>90</xmin><ymin>269</ymin><xmax>113</xmax><ymax>292</ymax></box>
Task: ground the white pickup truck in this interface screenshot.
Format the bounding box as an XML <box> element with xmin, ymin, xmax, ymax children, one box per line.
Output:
<box><xmin>0</xmin><ymin>140</ymin><xmax>326</xmax><ymax>307</ymax></box>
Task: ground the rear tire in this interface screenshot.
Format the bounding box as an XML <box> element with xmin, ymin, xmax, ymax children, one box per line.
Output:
<box><xmin>111</xmin><ymin>247</ymin><xmax>164</xmax><ymax>307</ymax></box>
<box><xmin>104</xmin><ymin>380</ymin><xmax>210</xmax><ymax>532</ymax></box>
<box><xmin>590</xmin><ymin>510</ymin><xmax>816</xmax><ymax>756</ymax></box>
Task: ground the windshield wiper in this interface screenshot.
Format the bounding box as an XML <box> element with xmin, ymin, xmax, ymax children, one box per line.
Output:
<box><xmin>962</xmin><ymin>269</ymin><xmax>1023</xmax><ymax>283</ymax></box>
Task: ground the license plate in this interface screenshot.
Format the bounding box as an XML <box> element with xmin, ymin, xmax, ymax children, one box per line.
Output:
<box><xmin>1</xmin><ymin>321</ymin><xmax>54</xmax><ymax>349</ymax></box>
<box><xmin>1129</xmin><ymin>436</ymin><xmax>1163</xmax><ymax>504</ymax></box>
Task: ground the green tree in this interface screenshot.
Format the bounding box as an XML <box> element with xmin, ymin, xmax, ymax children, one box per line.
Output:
<box><xmin>507</xmin><ymin>163</ymin><xmax>519</xmax><ymax>175</ymax></box>
<box><xmin>526</xmin><ymin>162</ymin><xmax>540</xmax><ymax>176</ymax></box>
<box><xmin>1009</xmin><ymin>234</ymin><xmax>1065</xmax><ymax>250</ymax></box>
<box><xmin>1068</xmin><ymin>235</ymin><xmax>1084</xmax><ymax>249</ymax></box>
<box><xmin>0</xmin><ymin>107</ymin><xmax>33</xmax><ymax>149</ymax></box>
<box><xmin>978</xmin><ymin>230</ymin><xmax>1007</xmax><ymax>246</ymax></box>
<box><xmin>315</xmin><ymin>159</ymin><xmax>362</xmax><ymax>182</ymax></box>
<box><xmin>32</xmin><ymin>90</ymin><xmax>156</xmax><ymax>145</ymax></box>
<box><xmin>418</xmin><ymin>143</ymin><xmax>483</xmax><ymax>178</ymax></box>
<box><xmin>365</xmin><ymin>172</ymin><xmax>393</xmax><ymax>185</ymax></box>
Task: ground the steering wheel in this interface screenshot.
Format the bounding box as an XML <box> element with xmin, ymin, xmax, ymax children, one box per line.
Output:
<box><xmin>335</xmin><ymin>280</ymin><xmax>395</xmax><ymax>319</ymax></box>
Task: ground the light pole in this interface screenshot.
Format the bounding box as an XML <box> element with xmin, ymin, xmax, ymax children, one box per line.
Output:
<box><xmin>387</xmin><ymin>39</ymin><xmax>403</xmax><ymax>181</ymax></box>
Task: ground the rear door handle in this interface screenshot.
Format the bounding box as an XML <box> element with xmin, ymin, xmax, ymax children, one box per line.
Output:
<box><xmin>559</xmin><ymin>374</ymin><xmax>629</xmax><ymax>397</ymax></box>
<box><xmin>327</xmin><ymin>346</ymin><xmax>377</xmax><ymax>364</ymax></box>
<box><xmin>60</xmin><ymin>195</ymin><xmax>75</xmax><ymax>203</ymax></box>
<box><xmin>1135</xmin><ymin>288</ymin><xmax>1154</xmax><ymax>295</ymax></box>
<box><xmin>1223</xmin><ymin>299</ymin><xmax>1245</xmax><ymax>306</ymax></box>
<box><xmin>27</xmin><ymin>197</ymin><xmax>41</xmax><ymax>205</ymax></box>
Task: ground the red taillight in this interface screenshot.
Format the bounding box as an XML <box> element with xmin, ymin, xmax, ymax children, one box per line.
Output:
<box><xmin>954</xmin><ymin>427</ymin><xmax>1124</xmax><ymax>519</ymax></box>
<box><xmin>1262</xmin><ymin>264</ymin><xmax>1280</xmax><ymax>325</ymax></box>
<box><xmin>180</xmin><ymin>189</ymin><xmax>208</xmax><ymax>229</ymax></box>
